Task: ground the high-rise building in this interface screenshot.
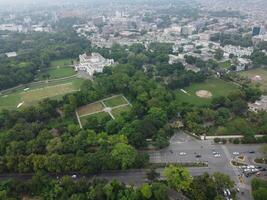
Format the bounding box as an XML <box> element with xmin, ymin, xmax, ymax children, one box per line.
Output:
<box><xmin>252</xmin><ymin>26</ymin><xmax>261</xmax><ymax>36</ymax></box>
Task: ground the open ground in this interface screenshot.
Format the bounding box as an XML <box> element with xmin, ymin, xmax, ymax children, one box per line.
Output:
<box><xmin>0</xmin><ymin>78</ymin><xmax>84</xmax><ymax>110</ymax></box>
<box><xmin>176</xmin><ymin>77</ymin><xmax>240</xmax><ymax>106</ymax></box>
<box><xmin>76</xmin><ymin>95</ymin><xmax>132</xmax><ymax>128</ymax></box>
<box><xmin>239</xmin><ymin>68</ymin><xmax>267</xmax><ymax>93</ymax></box>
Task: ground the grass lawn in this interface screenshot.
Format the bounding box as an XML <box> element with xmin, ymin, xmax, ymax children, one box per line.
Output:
<box><xmin>50</xmin><ymin>58</ymin><xmax>74</xmax><ymax>68</ymax></box>
<box><xmin>239</xmin><ymin>68</ymin><xmax>267</xmax><ymax>92</ymax></box>
<box><xmin>103</xmin><ymin>95</ymin><xmax>128</xmax><ymax>107</ymax></box>
<box><xmin>0</xmin><ymin>78</ymin><xmax>84</xmax><ymax>110</ymax></box>
<box><xmin>80</xmin><ymin>111</ymin><xmax>111</xmax><ymax>126</ymax></box>
<box><xmin>36</xmin><ymin>58</ymin><xmax>76</xmax><ymax>80</ymax></box>
<box><xmin>111</xmin><ymin>105</ymin><xmax>131</xmax><ymax>118</ymax></box>
<box><xmin>176</xmin><ymin>77</ymin><xmax>240</xmax><ymax>106</ymax></box>
<box><xmin>77</xmin><ymin>102</ymin><xmax>104</xmax><ymax>117</ymax></box>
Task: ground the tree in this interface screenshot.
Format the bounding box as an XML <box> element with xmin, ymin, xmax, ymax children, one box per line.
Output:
<box><xmin>213</xmin><ymin>172</ymin><xmax>234</xmax><ymax>189</ymax></box>
<box><xmin>163</xmin><ymin>165</ymin><xmax>192</xmax><ymax>192</ymax></box>
<box><xmin>214</xmin><ymin>48</ymin><xmax>224</xmax><ymax>60</ymax></box>
<box><xmin>111</xmin><ymin>143</ymin><xmax>137</xmax><ymax>169</ymax></box>
<box><xmin>151</xmin><ymin>182</ymin><xmax>169</xmax><ymax>200</ymax></box>
<box><xmin>140</xmin><ymin>184</ymin><xmax>152</xmax><ymax>199</ymax></box>
<box><xmin>146</xmin><ymin>168</ymin><xmax>160</xmax><ymax>182</ymax></box>
<box><xmin>253</xmin><ymin>188</ymin><xmax>267</xmax><ymax>200</ymax></box>
<box><xmin>259</xmin><ymin>145</ymin><xmax>267</xmax><ymax>159</ymax></box>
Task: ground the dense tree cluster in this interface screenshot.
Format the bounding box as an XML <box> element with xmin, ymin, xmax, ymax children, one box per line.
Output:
<box><xmin>0</xmin><ymin>166</ymin><xmax>236</xmax><ymax>200</ymax></box>
<box><xmin>210</xmin><ymin>33</ymin><xmax>252</xmax><ymax>47</ymax></box>
<box><xmin>0</xmin><ymin>173</ymin><xmax>170</xmax><ymax>200</ymax></box>
<box><xmin>0</xmin><ymin>31</ymin><xmax>90</xmax><ymax>90</ymax></box>
<box><xmin>251</xmin><ymin>178</ymin><xmax>267</xmax><ymax>200</ymax></box>
<box><xmin>187</xmin><ymin>172</ymin><xmax>235</xmax><ymax>200</ymax></box>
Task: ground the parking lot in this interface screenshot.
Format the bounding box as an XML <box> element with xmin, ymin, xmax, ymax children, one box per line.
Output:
<box><xmin>149</xmin><ymin>131</ymin><xmax>267</xmax><ymax>200</ymax></box>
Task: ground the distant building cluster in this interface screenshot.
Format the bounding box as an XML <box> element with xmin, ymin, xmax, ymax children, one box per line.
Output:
<box><xmin>75</xmin><ymin>53</ymin><xmax>114</xmax><ymax>76</ymax></box>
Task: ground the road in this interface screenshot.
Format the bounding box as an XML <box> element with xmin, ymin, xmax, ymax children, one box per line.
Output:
<box><xmin>149</xmin><ymin>131</ymin><xmax>266</xmax><ymax>200</ymax></box>
<box><xmin>0</xmin><ymin>131</ymin><xmax>265</xmax><ymax>200</ymax></box>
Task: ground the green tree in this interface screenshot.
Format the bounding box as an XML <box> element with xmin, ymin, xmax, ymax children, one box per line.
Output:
<box><xmin>253</xmin><ymin>188</ymin><xmax>267</xmax><ymax>200</ymax></box>
<box><xmin>214</xmin><ymin>48</ymin><xmax>224</xmax><ymax>60</ymax></box>
<box><xmin>163</xmin><ymin>165</ymin><xmax>192</xmax><ymax>192</ymax></box>
<box><xmin>140</xmin><ymin>184</ymin><xmax>152</xmax><ymax>199</ymax></box>
<box><xmin>111</xmin><ymin>143</ymin><xmax>137</xmax><ymax>169</ymax></box>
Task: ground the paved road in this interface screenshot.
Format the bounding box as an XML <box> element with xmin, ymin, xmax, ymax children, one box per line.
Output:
<box><xmin>0</xmin><ymin>131</ymin><xmax>265</xmax><ymax>200</ymax></box>
<box><xmin>149</xmin><ymin>131</ymin><xmax>266</xmax><ymax>200</ymax></box>
<box><xmin>0</xmin><ymin>167</ymin><xmax>209</xmax><ymax>186</ymax></box>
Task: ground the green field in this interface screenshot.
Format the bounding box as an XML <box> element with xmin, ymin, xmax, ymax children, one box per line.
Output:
<box><xmin>36</xmin><ymin>59</ymin><xmax>76</xmax><ymax>80</ymax></box>
<box><xmin>239</xmin><ymin>68</ymin><xmax>267</xmax><ymax>92</ymax></box>
<box><xmin>111</xmin><ymin>105</ymin><xmax>131</xmax><ymax>118</ymax></box>
<box><xmin>0</xmin><ymin>78</ymin><xmax>84</xmax><ymax>110</ymax></box>
<box><xmin>103</xmin><ymin>95</ymin><xmax>128</xmax><ymax>107</ymax></box>
<box><xmin>80</xmin><ymin>111</ymin><xmax>111</xmax><ymax>126</ymax></box>
<box><xmin>50</xmin><ymin>59</ymin><xmax>74</xmax><ymax>68</ymax></box>
<box><xmin>176</xmin><ymin>78</ymin><xmax>240</xmax><ymax>106</ymax></box>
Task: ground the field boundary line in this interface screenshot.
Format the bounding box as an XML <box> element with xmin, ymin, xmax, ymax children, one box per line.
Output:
<box><xmin>101</xmin><ymin>100</ymin><xmax>107</xmax><ymax>108</ymax></box>
<box><xmin>108</xmin><ymin>111</ymin><xmax>115</xmax><ymax>119</ymax></box>
<box><xmin>0</xmin><ymin>74</ymin><xmax>79</xmax><ymax>96</ymax></box>
<box><xmin>76</xmin><ymin>111</ymin><xmax>83</xmax><ymax>129</ymax></box>
<box><xmin>122</xmin><ymin>95</ymin><xmax>132</xmax><ymax>107</ymax></box>
<box><xmin>111</xmin><ymin>103</ymin><xmax>130</xmax><ymax>110</ymax></box>
<box><xmin>79</xmin><ymin>110</ymin><xmax>104</xmax><ymax>118</ymax></box>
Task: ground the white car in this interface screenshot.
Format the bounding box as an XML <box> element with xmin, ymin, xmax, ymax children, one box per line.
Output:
<box><xmin>179</xmin><ymin>152</ymin><xmax>187</xmax><ymax>156</ymax></box>
<box><xmin>233</xmin><ymin>152</ymin><xmax>239</xmax><ymax>155</ymax></box>
<box><xmin>251</xmin><ymin>169</ymin><xmax>259</xmax><ymax>172</ymax></box>
<box><xmin>214</xmin><ymin>154</ymin><xmax>221</xmax><ymax>157</ymax></box>
<box><xmin>71</xmin><ymin>174</ymin><xmax>77</xmax><ymax>179</ymax></box>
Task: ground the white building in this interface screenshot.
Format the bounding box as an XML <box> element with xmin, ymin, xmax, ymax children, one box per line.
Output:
<box><xmin>75</xmin><ymin>53</ymin><xmax>114</xmax><ymax>76</ymax></box>
<box><xmin>5</xmin><ymin>52</ymin><xmax>17</xmax><ymax>58</ymax></box>
<box><xmin>223</xmin><ymin>45</ymin><xmax>253</xmax><ymax>58</ymax></box>
<box><xmin>249</xmin><ymin>96</ymin><xmax>267</xmax><ymax>112</ymax></box>
<box><xmin>236</xmin><ymin>58</ymin><xmax>251</xmax><ymax>71</ymax></box>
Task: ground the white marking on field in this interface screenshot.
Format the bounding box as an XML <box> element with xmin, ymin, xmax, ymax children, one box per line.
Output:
<box><xmin>17</xmin><ymin>102</ymin><xmax>24</xmax><ymax>108</ymax></box>
<box><xmin>20</xmin><ymin>83</ymin><xmax>73</xmax><ymax>94</ymax></box>
<box><xmin>180</xmin><ymin>89</ymin><xmax>188</xmax><ymax>94</ymax></box>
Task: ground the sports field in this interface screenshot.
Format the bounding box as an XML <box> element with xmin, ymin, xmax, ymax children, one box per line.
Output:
<box><xmin>0</xmin><ymin>78</ymin><xmax>84</xmax><ymax>110</ymax></box>
<box><xmin>76</xmin><ymin>95</ymin><xmax>131</xmax><ymax>128</ymax></box>
<box><xmin>176</xmin><ymin>77</ymin><xmax>240</xmax><ymax>106</ymax></box>
<box><xmin>239</xmin><ymin>68</ymin><xmax>267</xmax><ymax>92</ymax></box>
<box><xmin>36</xmin><ymin>59</ymin><xmax>76</xmax><ymax>80</ymax></box>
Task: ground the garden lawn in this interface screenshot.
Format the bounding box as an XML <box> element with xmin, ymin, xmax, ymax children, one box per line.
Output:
<box><xmin>103</xmin><ymin>95</ymin><xmax>128</xmax><ymax>107</ymax></box>
<box><xmin>36</xmin><ymin>58</ymin><xmax>76</xmax><ymax>80</ymax></box>
<box><xmin>80</xmin><ymin>111</ymin><xmax>111</xmax><ymax>126</ymax></box>
<box><xmin>111</xmin><ymin>105</ymin><xmax>131</xmax><ymax>118</ymax></box>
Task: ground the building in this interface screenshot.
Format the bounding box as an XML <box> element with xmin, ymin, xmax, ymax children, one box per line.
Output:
<box><xmin>5</xmin><ymin>52</ymin><xmax>17</xmax><ymax>58</ymax></box>
<box><xmin>252</xmin><ymin>26</ymin><xmax>261</xmax><ymax>37</ymax></box>
<box><xmin>235</xmin><ymin>58</ymin><xmax>251</xmax><ymax>72</ymax></box>
<box><xmin>75</xmin><ymin>53</ymin><xmax>114</xmax><ymax>76</ymax></box>
<box><xmin>249</xmin><ymin>96</ymin><xmax>267</xmax><ymax>112</ymax></box>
